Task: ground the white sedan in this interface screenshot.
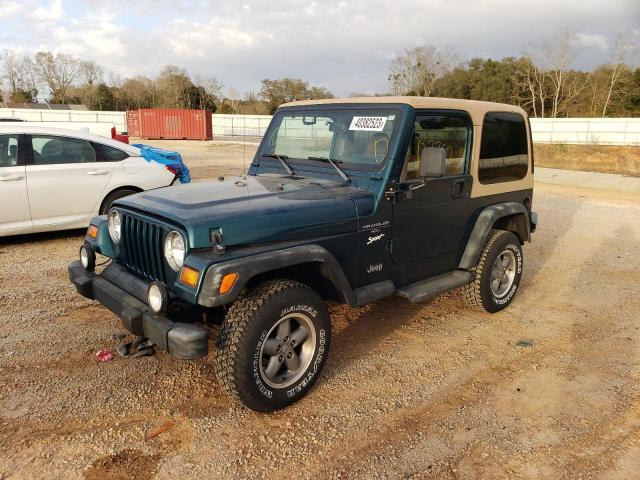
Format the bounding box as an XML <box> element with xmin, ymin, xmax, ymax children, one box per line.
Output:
<box><xmin>0</xmin><ymin>125</ymin><xmax>179</xmax><ymax>237</ymax></box>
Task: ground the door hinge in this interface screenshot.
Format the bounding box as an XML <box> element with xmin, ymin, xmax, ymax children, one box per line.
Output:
<box><xmin>384</xmin><ymin>187</ymin><xmax>399</xmax><ymax>202</ymax></box>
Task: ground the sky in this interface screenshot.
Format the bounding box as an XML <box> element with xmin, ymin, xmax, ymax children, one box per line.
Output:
<box><xmin>0</xmin><ymin>0</ymin><xmax>639</xmax><ymax>97</ymax></box>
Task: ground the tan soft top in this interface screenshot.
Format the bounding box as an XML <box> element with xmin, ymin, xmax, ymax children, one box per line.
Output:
<box><xmin>281</xmin><ymin>96</ymin><xmax>527</xmax><ymax>125</ymax></box>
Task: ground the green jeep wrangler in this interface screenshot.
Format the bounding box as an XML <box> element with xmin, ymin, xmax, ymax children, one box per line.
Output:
<box><xmin>69</xmin><ymin>97</ymin><xmax>537</xmax><ymax>411</ymax></box>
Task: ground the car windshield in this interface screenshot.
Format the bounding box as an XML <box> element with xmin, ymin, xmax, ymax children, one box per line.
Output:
<box><xmin>258</xmin><ymin>108</ymin><xmax>402</xmax><ymax>170</ymax></box>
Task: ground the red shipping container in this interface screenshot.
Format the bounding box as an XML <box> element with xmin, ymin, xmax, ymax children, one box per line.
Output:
<box><xmin>126</xmin><ymin>110</ymin><xmax>141</xmax><ymax>136</ymax></box>
<box><xmin>126</xmin><ymin>109</ymin><xmax>212</xmax><ymax>140</ymax></box>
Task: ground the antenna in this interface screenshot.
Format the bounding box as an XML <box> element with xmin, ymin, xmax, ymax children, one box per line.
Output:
<box><xmin>243</xmin><ymin>102</ymin><xmax>247</xmax><ymax>177</ymax></box>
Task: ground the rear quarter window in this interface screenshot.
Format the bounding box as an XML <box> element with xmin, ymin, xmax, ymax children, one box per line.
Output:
<box><xmin>479</xmin><ymin>112</ymin><xmax>529</xmax><ymax>184</ymax></box>
<box><xmin>94</xmin><ymin>143</ymin><xmax>129</xmax><ymax>161</ymax></box>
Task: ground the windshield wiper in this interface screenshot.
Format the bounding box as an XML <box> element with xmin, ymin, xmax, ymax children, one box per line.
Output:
<box><xmin>307</xmin><ymin>156</ymin><xmax>350</xmax><ymax>183</ymax></box>
<box><xmin>261</xmin><ymin>153</ymin><xmax>295</xmax><ymax>176</ymax></box>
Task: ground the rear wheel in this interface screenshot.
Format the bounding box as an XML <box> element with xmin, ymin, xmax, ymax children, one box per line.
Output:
<box><xmin>100</xmin><ymin>188</ymin><xmax>140</xmax><ymax>214</ymax></box>
<box><xmin>214</xmin><ymin>279</ymin><xmax>331</xmax><ymax>412</ymax></box>
<box><xmin>463</xmin><ymin>229</ymin><xmax>523</xmax><ymax>313</ymax></box>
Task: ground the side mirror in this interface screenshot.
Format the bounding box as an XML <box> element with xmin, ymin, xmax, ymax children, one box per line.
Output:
<box><xmin>419</xmin><ymin>147</ymin><xmax>446</xmax><ymax>178</ymax></box>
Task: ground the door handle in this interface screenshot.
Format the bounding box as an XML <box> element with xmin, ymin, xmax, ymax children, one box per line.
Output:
<box><xmin>0</xmin><ymin>175</ymin><xmax>24</xmax><ymax>181</ymax></box>
<box><xmin>452</xmin><ymin>179</ymin><xmax>466</xmax><ymax>198</ymax></box>
<box><xmin>87</xmin><ymin>170</ymin><xmax>110</xmax><ymax>176</ymax></box>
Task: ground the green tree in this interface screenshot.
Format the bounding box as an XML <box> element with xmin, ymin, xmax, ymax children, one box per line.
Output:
<box><xmin>88</xmin><ymin>83</ymin><xmax>116</xmax><ymax>110</ymax></box>
<box><xmin>259</xmin><ymin>78</ymin><xmax>333</xmax><ymax>113</ymax></box>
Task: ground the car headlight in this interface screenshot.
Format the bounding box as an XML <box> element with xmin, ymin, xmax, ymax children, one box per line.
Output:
<box><xmin>108</xmin><ymin>210</ymin><xmax>121</xmax><ymax>243</ymax></box>
<box><xmin>164</xmin><ymin>231</ymin><xmax>185</xmax><ymax>271</ymax></box>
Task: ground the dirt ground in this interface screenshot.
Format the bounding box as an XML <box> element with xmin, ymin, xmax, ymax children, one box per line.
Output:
<box><xmin>1</xmin><ymin>142</ymin><xmax>640</xmax><ymax>479</ymax></box>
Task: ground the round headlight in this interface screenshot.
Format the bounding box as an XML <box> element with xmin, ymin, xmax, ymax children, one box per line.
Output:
<box><xmin>108</xmin><ymin>210</ymin><xmax>121</xmax><ymax>243</ymax></box>
<box><xmin>164</xmin><ymin>231</ymin><xmax>185</xmax><ymax>271</ymax></box>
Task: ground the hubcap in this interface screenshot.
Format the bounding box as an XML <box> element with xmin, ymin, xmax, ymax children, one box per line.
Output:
<box><xmin>258</xmin><ymin>313</ymin><xmax>316</xmax><ymax>389</ymax></box>
<box><xmin>490</xmin><ymin>250</ymin><xmax>517</xmax><ymax>298</ymax></box>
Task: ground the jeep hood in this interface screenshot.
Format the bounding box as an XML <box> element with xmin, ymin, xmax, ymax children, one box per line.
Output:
<box><xmin>115</xmin><ymin>175</ymin><xmax>376</xmax><ymax>248</ymax></box>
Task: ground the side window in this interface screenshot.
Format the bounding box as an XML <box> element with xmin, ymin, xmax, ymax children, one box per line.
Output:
<box><xmin>0</xmin><ymin>135</ymin><xmax>19</xmax><ymax>167</ymax></box>
<box><xmin>403</xmin><ymin>115</ymin><xmax>470</xmax><ymax>180</ymax></box>
<box><xmin>479</xmin><ymin>112</ymin><xmax>529</xmax><ymax>183</ymax></box>
<box><xmin>94</xmin><ymin>143</ymin><xmax>129</xmax><ymax>161</ymax></box>
<box><xmin>31</xmin><ymin>135</ymin><xmax>96</xmax><ymax>165</ymax></box>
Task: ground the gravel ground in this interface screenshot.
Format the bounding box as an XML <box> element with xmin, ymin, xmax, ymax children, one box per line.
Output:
<box><xmin>1</xmin><ymin>142</ymin><xmax>639</xmax><ymax>479</ymax></box>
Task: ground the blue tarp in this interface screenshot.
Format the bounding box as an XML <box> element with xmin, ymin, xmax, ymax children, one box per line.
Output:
<box><xmin>132</xmin><ymin>144</ymin><xmax>191</xmax><ymax>184</ymax></box>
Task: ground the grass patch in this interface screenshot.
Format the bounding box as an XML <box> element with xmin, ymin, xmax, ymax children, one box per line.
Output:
<box><xmin>534</xmin><ymin>144</ymin><xmax>640</xmax><ymax>177</ymax></box>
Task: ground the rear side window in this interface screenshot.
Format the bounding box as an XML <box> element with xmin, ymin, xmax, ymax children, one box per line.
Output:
<box><xmin>94</xmin><ymin>143</ymin><xmax>129</xmax><ymax>161</ymax></box>
<box><xmin>479</xmin><ymin>112</ymin><xmax>529</xmax><ymax>183</ymax></box>
<box><xmin>0</xmin><ymin>134</ymin><xmax>19</xmax><ymax>167</ymax></box>
<box><xmin>31</xmin><ymin>135</ymin><xmax>96</xmax><ymax>165</ymax></box>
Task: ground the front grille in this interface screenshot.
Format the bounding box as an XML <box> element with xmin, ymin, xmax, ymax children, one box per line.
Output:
<box><xmin>121</xmin><ymin>213</ymin><xmax>168</xmax><ymax>283</ymax></box>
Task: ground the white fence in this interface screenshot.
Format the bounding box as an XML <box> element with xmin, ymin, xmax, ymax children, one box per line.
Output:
<box><xmin>211</xmin><ymin>114</ymin><xmax>272</xmax><ymax>137</ymax></box>
<box><xmin>211</xmin><ymin>114</ymin><xmax>640</xmax><ymax>146</ymax></box>
<box><xmin>530</xmin><ymin>118</ymin><xmax>640</xmax><ymax>146</ymax></box>
<box><xmin>0</xmin><ymin>108</ymin><xmax>127</xmax><ymax>133</ymax></box>
<box><xmin>2</xmin><ymin>108</ymin><xmax>639</xmax><ymax>146</ymax></box>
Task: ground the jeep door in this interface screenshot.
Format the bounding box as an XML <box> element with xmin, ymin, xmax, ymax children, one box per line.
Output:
<box><xmin>390</xmin><ymin>112</ymin><xmax>474</xmax><ymax>279</ymax></box>
<box><xmin>0</xmin><ymin>133</ymin><xmax>31</xmax><ymax>232</ymax></box>
<box><xmin>25</xmin><ymin>134</ymin><xmax>115</xmax><ymax>226</ymax></box>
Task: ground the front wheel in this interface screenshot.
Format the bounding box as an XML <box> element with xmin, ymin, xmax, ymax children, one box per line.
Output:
<box><xmin>463</xmin><ymin>229</ymin><xmax>523</xmax><ymax>313</ymax></box>
<box><xmin>214</xmin><ymin>279</ymin><xmax>331</xmax><ymax>412</ymax></box>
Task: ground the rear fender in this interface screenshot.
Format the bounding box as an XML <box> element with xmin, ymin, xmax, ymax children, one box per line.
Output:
<box><xmin>459</xmin><ymin>202</ymin><xmax>530</xmax><ymax>269</ymax></box>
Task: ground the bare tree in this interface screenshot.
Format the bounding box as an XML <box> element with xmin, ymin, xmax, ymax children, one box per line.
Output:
<box><xmin>601</xmin><ymin>34</ymin><xmax>637</xmax><ymax>117</ymax></box>
<box><xmin>191</xmin><ymin>74</ymin><xmax>223</xmax><ymax>109</ymax></box>
<box><xmin>541</xmin><ymin>31</ymin><xmax>589</xmax><ymax>117</ymax></box>
<box><xmin>78</xmin><ymin>60</ymin><xmax>104</xmax><ymax>87</ymax></box>
<box><xmin>388</xmin><ymin>45</ymin><xmax>457</xmax><ymax>96</ymax></box>
<box><xmin>514</xmin><ymin>54</ymin><xmax>548</xmax><ymax>118</ymax></box>
<box><xmin>33</xmin><ymin>51</ymin><xmax>82</xmax><ymax>103</ymax></box>
<box><xmin>1</xmin><ymin>50</ymin><xmax>38</xmax><ymax>101</ymax></box>
<box><xmin>154</xmin><ymin>65</ymin><xmax>192</xmax><ymax>108</ymax></box>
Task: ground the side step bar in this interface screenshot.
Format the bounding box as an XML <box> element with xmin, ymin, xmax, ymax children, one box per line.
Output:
<box><xmin>397</xmin><ymin>270</ymin><xmax>472</xmax><ymax>304</ymax></box>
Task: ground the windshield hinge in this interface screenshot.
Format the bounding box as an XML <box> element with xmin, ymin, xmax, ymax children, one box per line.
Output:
<box><xmin>384</xmin><ymin>185</ymin><xmax>399</xmax><ymax>202</ymax></box>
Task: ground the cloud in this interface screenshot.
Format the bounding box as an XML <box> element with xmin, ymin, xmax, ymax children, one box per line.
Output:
<box><xmin>574</xmin><ymin>33</ymin><xmax>610</xmax><ymax>51</ymax></box>
<box><xmin>0</xmin><ymin>1</ymin><xmax>21</xmax><ymax>19</ymax></box>
<box><xmin>3</xmin><ymin>0</ymin><xmax>640</xmax><ymax>95</ymax></box>
<box><xmin>30</xmin><ymin>0</ymin><xmax>64</xmax><ymax>25</ymax></box>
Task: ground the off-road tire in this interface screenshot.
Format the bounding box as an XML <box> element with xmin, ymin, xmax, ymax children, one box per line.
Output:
<box><xmin>214</xmin><ymin>279</ymin><xmax>331</xmax><ymax>412</ymax></box>
<box><xmin>100</xmin><ymin>189</ymin><xmax>140</xmax><ymax>215</ymax></box>
<box><xmin>463</xmin><ymin>229</ymin><xmax>523</xmax><ymax>313</ymax></box>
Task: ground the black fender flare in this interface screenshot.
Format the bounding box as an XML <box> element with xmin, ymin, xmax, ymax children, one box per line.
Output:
<box><xmin>197</xmin><ymin>244</ymin><xmax>356</xmax><ymax>307</ymax></box>
<box><xmin>459</xmin><ymin>202</ymin><xmax>530</xmax><ymax>269</ymax></box>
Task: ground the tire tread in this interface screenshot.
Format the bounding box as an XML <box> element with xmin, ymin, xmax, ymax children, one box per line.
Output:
<box><xmin>213</xmin><ymin>279</ymin><xmax>313</xmax><ymax>403</ymax></box>
<box><xmin>462</xmin><ymin>229</ymin><xmax>511</xmax><ymax>311</ymax></box>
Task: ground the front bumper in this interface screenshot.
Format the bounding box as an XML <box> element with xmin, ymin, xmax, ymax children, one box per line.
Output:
<box><xmin>68</xmin><ymin>261</ymin><xmax>208</xmax><ymax>360</ymax></box>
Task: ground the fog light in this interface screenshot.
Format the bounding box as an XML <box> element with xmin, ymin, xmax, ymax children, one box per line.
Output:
<box><xmin>79</xmin><ymin>244</ymin><xmax>95</xmax><ymax>271</ymax></box>
<box><xmin>147</xmin><ymin>282</ymin><xmax>168</xmax><ymax>315</ymax></box>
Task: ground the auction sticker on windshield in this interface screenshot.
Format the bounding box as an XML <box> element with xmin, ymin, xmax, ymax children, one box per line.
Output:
<box><xmin>349</xmin><ymin>116</ymin><xmax>387</xmax><ymax>131</ymax></box>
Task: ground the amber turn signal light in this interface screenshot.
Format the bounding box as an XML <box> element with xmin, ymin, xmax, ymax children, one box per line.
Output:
<box><xmin>87</xmin><ymin>224</ymin><xmax>98</xmax><ymax>239</ymax></box>
<box><xmin>219</xmin><ymin>272</ymin><xmax>238</xmax><ymax>294</ymax></box>
<box><xmin>180</xmin><ymin>266</ymin><xmax>200</xmax><ymax>288</ymax></box>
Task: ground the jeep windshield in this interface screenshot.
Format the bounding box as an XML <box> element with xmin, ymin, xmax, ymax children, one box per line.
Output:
<box><xmin>257</xmin><ymin>108</ymin><xmax>403</xmax><ymax>172</ymax></box>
